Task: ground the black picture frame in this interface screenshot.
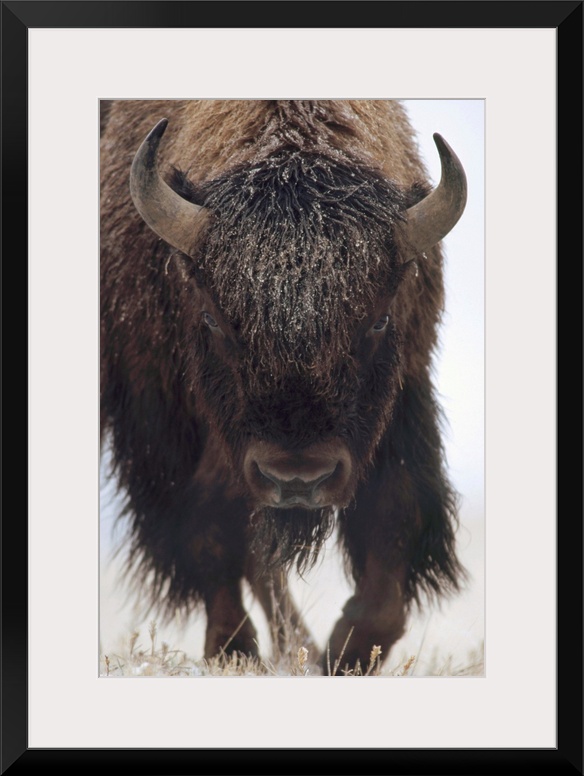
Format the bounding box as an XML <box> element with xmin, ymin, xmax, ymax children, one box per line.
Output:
<box><xmin>3</xmin><ymin>1</ymin><xmax>581</xmax><ymax>773</ymax></box>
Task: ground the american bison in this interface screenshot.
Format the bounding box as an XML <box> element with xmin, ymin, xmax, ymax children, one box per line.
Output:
<box><xmin>100</xmin><ymin>100</ymin><xmax>467</xmax><ymax>673</ymax></box>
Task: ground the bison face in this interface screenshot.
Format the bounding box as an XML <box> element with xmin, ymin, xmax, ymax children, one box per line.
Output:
<box><xmin>181</xmin><ymin>265</ymin><xmax>410</xmax><ymax>517</ymax></box>
<box><xmin>181</xmin><ymin>275</ymin><xmax>360</xmax><ymax>510</ymax></box>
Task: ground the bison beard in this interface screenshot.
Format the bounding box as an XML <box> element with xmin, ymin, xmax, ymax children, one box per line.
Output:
<box><xmin>100</xmin><ymin>99</ymin><xmax>468</xmax><ymax>674</ymax></box>
<box><xmin>248</xmin><ymin>506</ymin><xmax>336</xmax><ymax>574</ymax></box>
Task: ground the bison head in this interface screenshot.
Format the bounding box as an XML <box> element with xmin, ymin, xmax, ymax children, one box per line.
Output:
<box><xmin>129</xmin><ymin>119</ymin><xmax>466</xmax><ymax>567</ymax></box>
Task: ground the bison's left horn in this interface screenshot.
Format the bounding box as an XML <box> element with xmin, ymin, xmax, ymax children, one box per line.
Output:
<box><xmin>401</xmin><ymin>133</ymin><xmax>467</xmax><ymax>257</ymax></box>
<box><xmin>130</xmin><ymin>118</ymin><xmax>205</xmax><ymax>256</ymax></box>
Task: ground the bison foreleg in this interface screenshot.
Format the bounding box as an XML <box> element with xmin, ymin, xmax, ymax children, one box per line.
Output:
<box><xmin>204</xmin><ymin>581</ymin><xmax>259</xmax><ymax>659</ymax></box>
<box><xmin>321</xmin><ymin>556</ymin><xmax>407</xmax><ymax>675</ymax></box>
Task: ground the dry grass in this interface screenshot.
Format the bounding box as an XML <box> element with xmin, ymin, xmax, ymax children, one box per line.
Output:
<box><xmin>100</xmin><ymin>616</ymin><xmax>484</xmax><ymax>678</ymax></box>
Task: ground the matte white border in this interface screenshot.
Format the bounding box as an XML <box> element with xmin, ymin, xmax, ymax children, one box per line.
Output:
<box><xmin>29</xmin><ymin>27</ymin><xmax>556</xmax><ymax>749</ymax></box>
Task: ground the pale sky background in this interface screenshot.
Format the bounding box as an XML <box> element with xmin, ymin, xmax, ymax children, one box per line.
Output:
<box><xmin>99</xmin><ymin>99</ymin><xmax>485</xmax><ymax>673</ymax></box>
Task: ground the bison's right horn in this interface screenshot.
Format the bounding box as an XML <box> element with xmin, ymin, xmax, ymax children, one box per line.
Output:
<box><xmin>401</xmin><ymin>133</ymin><xmax>467</xmax><ymax>258</ymax></box>
<box><xmin>130</xmin><ymin>118</ymin><xmax>205</xmax><ymax>256</ymax></box>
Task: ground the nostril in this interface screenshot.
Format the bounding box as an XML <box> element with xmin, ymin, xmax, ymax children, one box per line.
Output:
<box><xmin>308</xmin><ymin>466</ymin><xmax>336</xmax><ymax>490</ymax></box>
<box><xmin>255</xmin><ymin>463</ymin><xmax>282</xmax><ymax>497</ymax></box>
<box><xmin>257</xmin><ymin>465</ymin><xmax>283</xmax><ymax>487</ymax></box>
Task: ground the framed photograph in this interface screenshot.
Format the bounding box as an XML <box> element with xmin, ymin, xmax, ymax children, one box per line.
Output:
<box><xmin>7</xmin><ymin>1</ymin><xmax>581</xmax><ymax>772</ymax></box>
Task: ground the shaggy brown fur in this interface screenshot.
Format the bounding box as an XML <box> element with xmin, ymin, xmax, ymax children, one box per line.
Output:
<box><xmin>101</xmin><ymin>100</ymin><xmax>465</xmax><ymax>672</ymax></box>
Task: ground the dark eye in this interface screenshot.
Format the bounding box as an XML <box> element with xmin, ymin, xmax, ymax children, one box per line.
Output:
<box><xmin>203</xmin><ymin>312</ymin><xmax>219</xmax><ymax>329</ymax></box>
<box><xmin>372</xmin><ymin>315</ymin><xmax>389</xmax><ymax>332</ymax></box>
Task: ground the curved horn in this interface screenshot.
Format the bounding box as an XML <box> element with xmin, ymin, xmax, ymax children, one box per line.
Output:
<box><xmin>130</xmin><ymin>118</ymin><xmax>205</xmax><ymax>256</ymax></box>
<box><xmin>401</xmin><ymin>133</ymin><xmax>467</xmax><ymax>258</ymax></box>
